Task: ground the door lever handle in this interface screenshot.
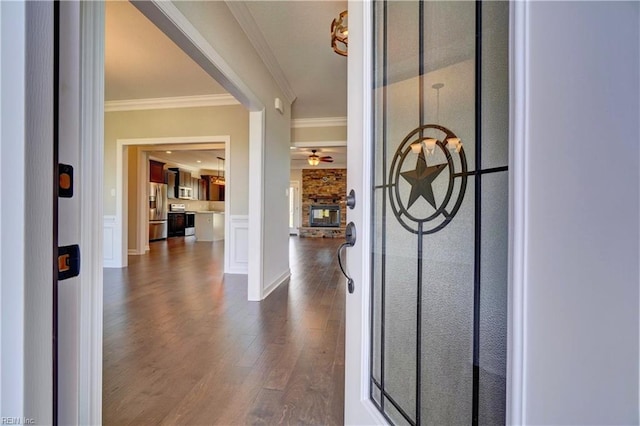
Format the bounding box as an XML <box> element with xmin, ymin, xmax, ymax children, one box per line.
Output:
<box><xmin>337</xmin><ymin>222</ymin><xmax>356</xmax><ymax>293</ymax></box>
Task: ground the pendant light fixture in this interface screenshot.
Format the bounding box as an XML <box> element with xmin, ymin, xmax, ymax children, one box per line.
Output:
<box><xmin>409</xmin><ymin>83</ymin><xmax>463</xmax><ymax>156</ymax></box>
<box><xmin>212</xmin><ymin>156</ymin><xmax>225</xmax><ymax>185</ymax></box>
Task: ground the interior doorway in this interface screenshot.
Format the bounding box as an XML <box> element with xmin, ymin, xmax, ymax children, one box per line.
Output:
<box><xmin>289</xmin><ymin>181</ymin><xmax>300</xmax><ymax>235</ymax></box>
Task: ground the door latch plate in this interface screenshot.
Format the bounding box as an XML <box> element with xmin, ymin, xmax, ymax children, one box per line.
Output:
<box><xmin>59</xmin><ymin>164</ymin><xmax>74</xmax><ymax>198</ymax></box>
<box><xmin>58</xmin><ymin>244</ymin><xmax>80</xmax><ymax>280</ymax></box>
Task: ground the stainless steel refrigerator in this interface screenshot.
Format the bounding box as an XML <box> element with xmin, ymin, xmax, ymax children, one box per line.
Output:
<box><xmin>149</xmin><ymin>182</ymin><xmax>168</xmax><ymax>241</ymax></box>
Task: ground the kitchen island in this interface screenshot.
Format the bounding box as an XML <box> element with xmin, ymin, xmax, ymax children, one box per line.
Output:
<box><xmin>194</xmin><ymin>211</ymin><xmax>224</xmax><ymax>241</ymax></box>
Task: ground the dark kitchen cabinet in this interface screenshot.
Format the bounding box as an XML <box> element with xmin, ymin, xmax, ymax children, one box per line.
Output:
<box><xmin>149</xmin><ymin>160</ymin><xmax>165</xmax><ymax>183</ymax></box>
<box><xmin>166</xmin><ymin>169</ymin><xmax>177</xmax><ymax>199</ymax></box>
<box><xmin>198</xmin><ymin>179</ymin><xmax>207</xmax><ymax>201</ymax></box>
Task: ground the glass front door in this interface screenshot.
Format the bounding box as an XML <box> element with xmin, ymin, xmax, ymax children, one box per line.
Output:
<box><xmin>369</xmin><ymin>1</ymin><xmax>509</xmax><ymax>424</ymax></box>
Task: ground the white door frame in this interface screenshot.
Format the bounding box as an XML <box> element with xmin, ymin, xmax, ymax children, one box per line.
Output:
<box><xmin>289</xmin><ymin>180</ymin><xmax>300</xmax><ymax>235</ymax></box>
<box><xmin>113</xmin><ymin>135</ymin><xmax>230</xmax><ymax>266</ymax></box>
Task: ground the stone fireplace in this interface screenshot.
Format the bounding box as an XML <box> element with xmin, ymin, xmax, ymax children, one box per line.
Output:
<box><xmin>300</xmin><ymin>168</ymin><xmax>346</xmax><ymax>238</ymax></box>
<box><xmin>309</xmin><ymin>205</ymin><xmax>341</xmax><ymax>228</ymax></box>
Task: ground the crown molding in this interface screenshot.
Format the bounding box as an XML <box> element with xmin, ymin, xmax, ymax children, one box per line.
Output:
<box><xmin>225</xmin><ymin>1</ymin><xmax>297</xmax><ymax>104</ymax></box>
<box><xmin>291</xmin><ymin>140</ymin><xmax>347</xmax><ymax>148</ymax></box>
<box><xmin>291</xmin><ymin>117</ymin><xmax>348</xmax><ymax>128</ymax></box>
<box><xmin>104</xmin><ymin>94</ymin><xmax>239</xmax><ymax>112</ymax></box>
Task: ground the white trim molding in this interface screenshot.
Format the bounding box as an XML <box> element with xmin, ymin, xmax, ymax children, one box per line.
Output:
<box><xmin>104</xmin><ymin>93</ymin><xmax>239</xmax><ymax>112</ymax></box>
<box><xmin>78</xmin><ymin>3</ymin><xmax>104</xmax><ymax>424</ymax></box>
<box><xmin>507</xmin><ymin>1</ymin><xmax>528</xmax><ymax>424</ymax></box>
<box><xmin>226</xmin><ymin>215</ymin><xmax>248</xmax><ymax>274</ymax></box>
<box><xmin>262</xmin><ymin>269</ymin><xmax>291</xmax><ymax>300</ymax></box>
<box><xmin>292</xmin><ymin>117</ymin><xmax>347</xmax><ymax>128</ymax></box>
<box><xmin>291</xmin><ymin>140</ymin><xmax>348</xmax><ymax>148</ymax></box>
<box><xmin>225</xmin><ymin>1</ymin><xmax>296</xmax><ymax>104</ymax></box>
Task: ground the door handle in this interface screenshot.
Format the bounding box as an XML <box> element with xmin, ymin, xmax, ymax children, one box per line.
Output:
<box><xmin>338</xmin><ymin>221</ymin><xmax>356</xmax><ymax>294</ymax></box>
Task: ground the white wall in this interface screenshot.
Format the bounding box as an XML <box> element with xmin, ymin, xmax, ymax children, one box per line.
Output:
<box><xmin>291</xmin><ymin>125</ymin><xmax>347</xmax><ymax>143</ymax></box>
<box><xmin>521</xmin><ymin>2</ymin><xmax>639</xmax><ymax>423</ymax></box>
<box><xmin>104</xmin><ymin>105</ymin><xmax>250</xmax><ymax>215</ymax></box>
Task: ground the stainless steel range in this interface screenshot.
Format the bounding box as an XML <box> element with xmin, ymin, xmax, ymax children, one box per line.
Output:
<box><xmin>168</xmin><ymin>204</ymin><xmax>195</xmax><ymax>237</ymax></box>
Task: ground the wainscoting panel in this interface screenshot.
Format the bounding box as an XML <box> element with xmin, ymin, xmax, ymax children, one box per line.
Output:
<box><xmin>227</xmin><ymin>215</ymin><xmax>248</xmax><ymax>274</ymax></box>
<box><xmin>103</xmin><ymin>215</ymin><xmax>118</xmax><ymax>268</ymax></box>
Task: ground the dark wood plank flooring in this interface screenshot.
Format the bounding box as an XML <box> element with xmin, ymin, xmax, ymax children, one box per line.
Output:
<box><xmin>103</xmin><ymin>236</ymin><xmax>345</xmax><ymax>425</ymax></box>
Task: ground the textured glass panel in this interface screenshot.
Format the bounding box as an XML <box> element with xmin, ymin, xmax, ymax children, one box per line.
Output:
<box><xmin>481</xmin><ymin>1</ymin><xmax>509</xmax><ymax>169</ymax></box>
<box><xmin>479</xmin><ymin>171</ymin><xmax>508</xmax><ymax>425</ymax></box>
<box><xmin>384</xmin><ymin>396</ymin><xmax>413</xmax><ymax>426</ymax></box>
<box><xmin>379</xmin><ymin>1</ymin><xmax>421</xmax><ymax>418</ymax></box>
<box><xmin>385</xmin><ymin>1</ymin><xmax>419</xmax><ymax>181</ymax></box>
<box><xmin>421</xmin><ymin>179</ymin><xmax>475</xmax><ymax>425</ymax></box>
<box><xmin>372</xmin><ymin>381</ymin><xmax>382</xmax><ymax>407</ymax></box>
<box><xmin>386</xmin><ymin>2</ymin><xmax>419</xmax><ymax>87</ymax></box>
<box><xmin>384</xmin><ymin>193</ymin><xmax>418</xmax><ymax>418</ymax></box>
<box><xmin>423</xmin><ymin>1</ymin><xmax>477</xmax><ymax>171</ymax></box>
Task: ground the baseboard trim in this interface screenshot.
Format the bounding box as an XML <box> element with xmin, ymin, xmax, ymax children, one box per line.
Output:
<box><xmin>262</xmin><ymin>269</ymin><xmax>291</xmax><ymax>300</ymax></box>
<box><xmin>226</xmin><ymin>267</ymin><xmax>248</xmax><ymax>275</ymax></box>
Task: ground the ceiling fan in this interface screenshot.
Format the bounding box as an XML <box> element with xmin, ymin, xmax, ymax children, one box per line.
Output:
<box><xmin>308</xmin><ymin>149</ymin><xmax>333</xmax><ymax>166</ymax></box>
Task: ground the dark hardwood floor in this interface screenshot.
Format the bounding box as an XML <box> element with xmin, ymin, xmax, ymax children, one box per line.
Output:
<box><xmin>103</xmin><ymin>236</ymin><xmax>345</xmax><ymax>425</ymax></box>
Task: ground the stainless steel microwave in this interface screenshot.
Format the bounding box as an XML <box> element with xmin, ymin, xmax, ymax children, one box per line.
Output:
<box><xmin>178</xmin><ymin>186</ymin><xmax>193</xmax><ymax>200</ymax></box>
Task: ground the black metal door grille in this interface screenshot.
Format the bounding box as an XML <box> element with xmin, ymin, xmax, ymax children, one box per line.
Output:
<box><xmin>369</xmin><ymin>1</ymin><xmax>509</xmax><ymax>425</ymax></box>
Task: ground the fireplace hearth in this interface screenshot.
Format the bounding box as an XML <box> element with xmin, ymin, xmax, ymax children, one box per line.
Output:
<box><xmin>309</xmin><ymin>205</ymin><xmax>341</xmax><ymax>227</ymax></box>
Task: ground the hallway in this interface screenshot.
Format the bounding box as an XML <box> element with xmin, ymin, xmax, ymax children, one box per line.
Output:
<box><xmin>103</xmin><ymin>237</ymin><xmax>345</xmax><ymax>425</ymax></box>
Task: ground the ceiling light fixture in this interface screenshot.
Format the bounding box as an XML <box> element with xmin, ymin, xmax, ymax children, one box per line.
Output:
<box><xmin>165</xmin><ymin>150</ymin><xmax>172</xmax><ymax>154</ymax></box>
<box><xmin>308</xmin><ymin>152</ymin><xmax>320</xmax><ymax>166</ymax></box>
<box><xmin>331</xmin><ymin>10</ymin><xmax>348</xmax><ymax>57</ymax></box>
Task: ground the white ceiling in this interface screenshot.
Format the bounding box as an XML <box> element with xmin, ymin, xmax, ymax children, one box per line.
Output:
<box><xmin>242</xmin><ymin>1</ymin><xmax>347</xmax><ymax>119</ymax></box>
<box><xmin>105</xmin><ymin>1</ymin><xmax>348</xmax><ymax>170</ymax></box>
<box><xmin>105</xmin><ymin>1</ymin><xmax>227</xmax><ymax>100</ymax></box>
<box><xmin>105</xmin><ymin>0</ymin><xmax>347</xmax><ymax>119</ymax></box>
<box><xmin>148</xmin><ymin>150</ymin><xmax>226</xmax><ymax>173</ymax></box>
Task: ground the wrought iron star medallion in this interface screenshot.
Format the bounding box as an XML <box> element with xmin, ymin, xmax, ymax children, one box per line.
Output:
<box><xmin>400</xmin><ymin>151</ymin><xmax>447</xmax><ymax>209</ymax></box>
